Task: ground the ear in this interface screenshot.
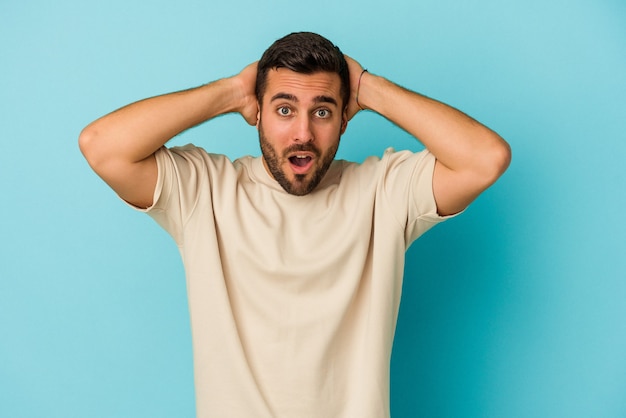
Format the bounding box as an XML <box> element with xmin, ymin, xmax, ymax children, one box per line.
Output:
<box><xmin>340</xmin><ymin>110</ymin><xmax>348</xmax><ymax>134</ymax></box>
<box><xmin>255</xmin><ymin>101</ymin><xmax>261</xmax><ymax>128</ymax></box>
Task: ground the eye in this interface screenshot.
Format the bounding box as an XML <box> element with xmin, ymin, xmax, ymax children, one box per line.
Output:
<box><xmin>315</xmin><ymin>109</ymin><xmax>330</xmax><ymax>118</ymax></box>
<box><xmin>277</xmin><ymin>106</ymin><xmax>292</xmax><ymax>116</ymax></box>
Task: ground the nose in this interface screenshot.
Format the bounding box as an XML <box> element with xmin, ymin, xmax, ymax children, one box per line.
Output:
<box><xmin>293</xmin><ymin>114</ymin><xmax>314</xmax><ymax>143</ymax></box>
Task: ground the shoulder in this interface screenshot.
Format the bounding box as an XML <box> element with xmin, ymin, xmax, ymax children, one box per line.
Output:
<box><xmin>338</xmin><ymin>147</ymin><xmax>433</xmax><ymax>179</ymax></box>
<box><xmin>163</xmin><ymin>143</ymin><xmax>227</xmax><ymax>162</ymax></box>
<box><xmin>157</xmin><ymin>144</ymin><xmax>239</xmax><ymax>173</ymax></box>
<box><xmin>379</xmin><ymin>147</ymin><xmax>432</xmax><ymax>167</ymax></box>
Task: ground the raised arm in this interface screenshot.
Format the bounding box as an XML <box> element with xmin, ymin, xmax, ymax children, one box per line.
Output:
<box><xmin>78</xmin><ymin>63</ymin><xmax>259</xmax><ymax>208</ymax></box>
<box><xmin>345</xmin><ymin>57</ymin><xmax>511</xmax><ymax>216</ymax></box>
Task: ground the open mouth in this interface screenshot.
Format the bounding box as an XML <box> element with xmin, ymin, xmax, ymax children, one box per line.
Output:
<box><xmin>288</xmin><ymin>154</ymin><xmax>314</xmax><ymax>174</ymax></box>
<box><xmin>289</xmin><ymin>155</ymin><xmax>312</xmax><ymax>167</ymax></box>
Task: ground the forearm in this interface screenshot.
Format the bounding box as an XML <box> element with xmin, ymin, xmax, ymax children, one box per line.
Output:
<box><xmin>356</xmin><ymin>72</ymin><xmax>510</xmax><ymax>179</ymax></box>
<box><xmin>79</xmin><ymin>77</ymin><xmax>242</xmax><ymax>167</ymax></box>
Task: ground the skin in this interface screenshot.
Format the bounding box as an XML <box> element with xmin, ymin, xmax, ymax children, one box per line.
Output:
<box><xmin>256</xmin><ymin>68</ymin><xmax>347</xmax><ymax>196</ymax></box>
<box><xmin>79</xmin><ymin>55</ymin><xmax>510</xmax><ymax>215</ymax></box>
<box><xmin>343</xmin><ymin>56</ymin><xmax>511</xmax><ymax>215</ymax></box>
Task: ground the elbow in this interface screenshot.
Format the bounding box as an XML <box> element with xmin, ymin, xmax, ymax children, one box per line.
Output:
<box><xmin>78</xmin><ymin>124</ymin><xmax>105</xmax><ymax>170</ymax></box>
<box><xmin>78</xmin><ymin>124</ymin><xmax>94</xmax><ymax>159</ymax></box>
<box><xmin>78</xmin><ymin>126</ymin><xmax>91</xmax><ymax>156</ymax></box>
<box><xmin>474</xmin><ymin>133</ymin><xmax>511</xmax><ymax>189</ymax></box>
<box><xmin>485</xmin><ymin>135</ymin><xmax>512</xmax><ymax>185</ymax></box>
<box><xmin>500</xmin><ymin>136</ymin><xmax>512</xmax><ymax>170</ymax></box>
<box><xmin>493</xmin><ymin>136</ymin><xmax>512</xmax><ymax>176</ymax></box>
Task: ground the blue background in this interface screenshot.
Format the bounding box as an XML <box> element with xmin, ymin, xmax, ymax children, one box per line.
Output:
<box><xmin>1</xmin><ymin>1</ymin><xmax>625</xmax><ymax>417</ymax></box>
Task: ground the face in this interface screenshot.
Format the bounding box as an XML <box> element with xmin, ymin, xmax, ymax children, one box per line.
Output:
<box><xmin>257</xmin><ymin>68</ymin><xmax>347</xmax><ymax>196</ymax></box>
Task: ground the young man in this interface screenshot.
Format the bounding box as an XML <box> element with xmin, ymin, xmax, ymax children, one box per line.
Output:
<box><xmin>80</xmin><ymin>32</ymin><xmax>510</xmax><ymax>417</ymax></box>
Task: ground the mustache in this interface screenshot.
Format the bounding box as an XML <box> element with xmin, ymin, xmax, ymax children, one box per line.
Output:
<box><xmin>283</xmin><ymin>143</ymin><xmax>321</xmax><ymax>157</ymax></box>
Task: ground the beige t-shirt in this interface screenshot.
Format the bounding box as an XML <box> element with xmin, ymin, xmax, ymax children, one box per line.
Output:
<box><xmin>141</xmin><ymin>144</ymin><xmax>452</xmax><ymax>418</ymax></box>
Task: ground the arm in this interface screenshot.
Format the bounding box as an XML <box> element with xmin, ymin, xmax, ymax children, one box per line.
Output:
<box><xmin>78</xmin><ymin>63</ymin><xmax>259</xmax><ymax>209</ymax></box>
<box><xmin>345</xmin><ymin>57</ymin><xmax>511</xmax><ymax>216</ymax></box>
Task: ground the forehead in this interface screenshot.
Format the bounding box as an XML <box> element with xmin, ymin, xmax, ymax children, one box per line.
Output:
<box><xmin>263</xmin><ymin>68</ymin><xmax>342</xmax><ymax>104</ymax></box>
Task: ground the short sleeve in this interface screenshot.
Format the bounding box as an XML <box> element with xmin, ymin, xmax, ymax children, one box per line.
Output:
<box><xmin>378</xmin><ymin>148</ymin><xmax>461</xmax><ymax>245</ymax></box>
<box><xmin>130</xmin><ymin>145</ymin><xmax>214</xmax><ymax>244</ymax></box>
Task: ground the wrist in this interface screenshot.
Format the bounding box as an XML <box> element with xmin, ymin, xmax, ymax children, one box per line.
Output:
<box><xmin>355</xmin><ymin>69</ymin><xmax>369</xmax><ymax>110</ymax></box>
<box><xmin>223</xmin><ymin>70</ymin><xmax>259</xmax><ymax>125</ymax></box>
<box><xmin>212</xmin><ymin>76</ymin><xmax>242</xmax><ymax>115</ymax></box>
<box><xmin>353</xmin><ymin>70</ymin><xmax>379</xmax><ymax>111</ymax></box>
<box><xmin>354</xmin><ymin>72</ymin><xmax>389</xmax><ymax>115</ymax></box>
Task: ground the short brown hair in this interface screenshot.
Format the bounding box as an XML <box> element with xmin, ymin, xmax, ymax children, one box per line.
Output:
<box><xmin>255</xmin><ymin>32</ymin><xmax>350</xmax><ymax>109</ymax></box>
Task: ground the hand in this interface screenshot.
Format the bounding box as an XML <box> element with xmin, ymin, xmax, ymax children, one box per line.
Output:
<box><xmin>231</xmin><ymin>61</ymin><xmax>259</xmax><ymax>126</ymax></box>
<box><xmin>344</xmin><ymin>55</ymin><xmax>366</xmax><ymax>120</ymax></box>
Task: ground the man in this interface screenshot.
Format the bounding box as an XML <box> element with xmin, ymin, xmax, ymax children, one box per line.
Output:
<box><xmin>80</xmin><ymin>32</ymin><xmax>510</xmax><ymax>417</ymax></box>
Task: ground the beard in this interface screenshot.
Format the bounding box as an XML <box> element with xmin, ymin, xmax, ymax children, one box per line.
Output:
<box><xmin>259</xmin><ymin>122</ymin><xmax>340</xmax><ymax>196</ymax></box>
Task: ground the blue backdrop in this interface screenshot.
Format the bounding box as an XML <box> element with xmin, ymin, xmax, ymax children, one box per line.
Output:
<box><xmin>1</xmin><ymin>1</ymin><xmax>625</xmax><ymax>417</ymax></box>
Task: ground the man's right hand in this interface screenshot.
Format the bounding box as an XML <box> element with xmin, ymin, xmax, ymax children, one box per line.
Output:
<box><xmin>230</xmin><ymin>62</ymin><xmax>259</xmax><ymax>126</ymax></box>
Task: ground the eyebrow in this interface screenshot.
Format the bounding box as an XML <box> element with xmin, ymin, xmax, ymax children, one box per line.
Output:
<box><xmin>270</xmin><ymin>93</ymin><xmax>338</xmax><ymax>106</ymax></box>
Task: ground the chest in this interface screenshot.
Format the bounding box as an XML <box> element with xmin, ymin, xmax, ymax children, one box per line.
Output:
<box><xmin>213</xmin><ymin>183</ymin><xmax>375</xmax><ymax>277</ymax></box>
